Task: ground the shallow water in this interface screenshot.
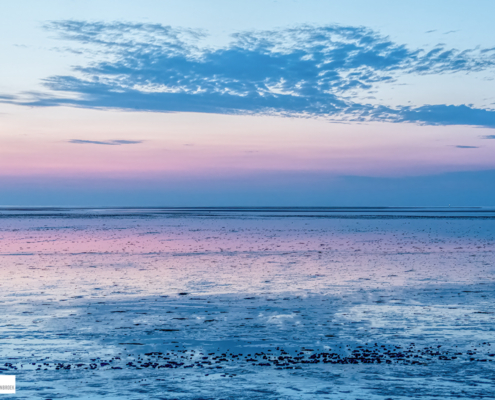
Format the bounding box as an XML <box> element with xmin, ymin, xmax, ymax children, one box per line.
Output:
<box><xmin>0</xmin><ymin>208</ymin><xmax>494</xmax><ymax>399</ymax></box>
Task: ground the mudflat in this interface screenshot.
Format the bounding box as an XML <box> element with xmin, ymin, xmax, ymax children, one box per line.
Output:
<box><xmin>0</xmin><ymin>207</ymin><xmax>494</xmax><ymax>399</ymax></box>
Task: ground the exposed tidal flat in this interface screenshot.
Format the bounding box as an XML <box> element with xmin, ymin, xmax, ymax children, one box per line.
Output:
<box><xmin>0</xmin><ymin>207</ymin><xmax>494</xmax><ymax>399</ymax></box>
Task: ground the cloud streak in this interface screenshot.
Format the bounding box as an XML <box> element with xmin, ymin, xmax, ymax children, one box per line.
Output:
<box><xmin>6</xmin><ymin>21</ymin><xmax>495</xmax><ymax>127</ymax></box>
<box><xmin>69</xmin><ymin>139</ymin><xmax>143</xmax><ymax>145</ymax></box>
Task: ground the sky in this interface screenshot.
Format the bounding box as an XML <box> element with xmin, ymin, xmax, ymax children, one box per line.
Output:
<box><xmin>1</xmin><ymin>0</ymin><xmax>494</xmax><ymax>206</ymax></box>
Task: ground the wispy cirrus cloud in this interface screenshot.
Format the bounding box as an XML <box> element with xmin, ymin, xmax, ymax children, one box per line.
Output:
<box><xmin>69</xmin><ymin>139</ymin><xmax>143</xmax><ymax>145</ymax></box>
<box><xmin>5</xmin><ymin>21</ymin><xmax>495</xmax><ymax>127</ymax></box>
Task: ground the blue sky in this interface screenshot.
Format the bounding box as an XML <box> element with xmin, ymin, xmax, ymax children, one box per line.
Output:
<box><xmin>0</xmin><ymin>1</ymin><xmax>494</xmax><ymax>206</ymax></box>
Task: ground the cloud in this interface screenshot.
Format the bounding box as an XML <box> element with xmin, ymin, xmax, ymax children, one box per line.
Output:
<box><xmin>69</xmin><ymin>139</ymin><xmax>142</xmax><ymax>145</ymax></box>
<box><xmin>455</xmin><ymin>145</ymin><xmax>478</xmax><ymax>148</ymax></box>
<box><xmin>396</xmin><ymin>105</ymin><xmax>495</xmax><ymax>128</ymax></box>
<box><xmin>6</xmin><ymin>21</ymin><xmax>495</xmax><ymax>127</ymax></box>
<box><xmin>482</xmin><ymin>135</ymin><xmax>495</xmax><ymax>139</ymax></box>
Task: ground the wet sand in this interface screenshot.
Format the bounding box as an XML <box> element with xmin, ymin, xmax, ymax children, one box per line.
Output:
<box><xmin>0</xmin><ymin>208</ymin><xmax>494</xmax><ymax>399</ymax></box>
